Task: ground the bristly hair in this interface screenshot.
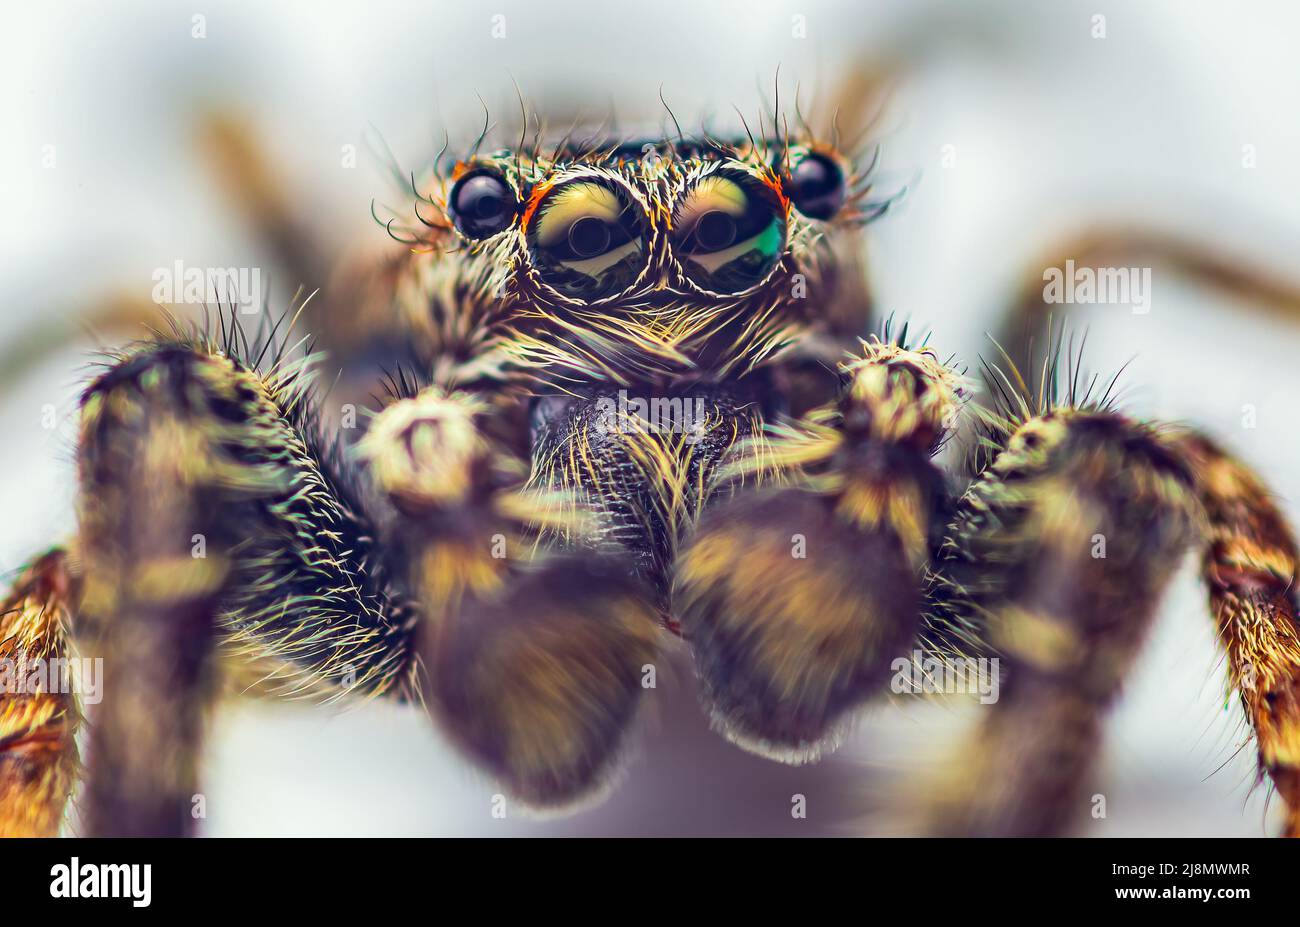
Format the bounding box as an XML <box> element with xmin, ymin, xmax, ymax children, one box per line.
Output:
<box><xmin>86</xmin><ymin>297</ymin><xmax>419</xmax><ymax>703</ymax></box>
<box><xmin>375</xmin><ymin>362</ymin><xmax>429</xmax><ymax>407</ymax></box>
<box><xmin>967</xmin><ymin>322</ymin><xmax>1132</xmax><ymax>476</ymax></box>
<box><xmin>922</xmin><ymin>323</ymin><xmax>1146</xmax><ymax>663</ymax></box>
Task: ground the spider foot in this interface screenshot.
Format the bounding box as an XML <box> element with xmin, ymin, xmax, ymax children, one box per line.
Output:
<box><xmin>427</xmin><ymin>556</ymin><xmax>659</xmax><ymax>808</ymax></box>
<box><xmin>675</xmin><ymin>341</ymin><xmax>956</xmax><ymax>761</ymax></box>
<box><xmin>364</xmin><ymin>388</ymin><xmax>661</xmax><ymax>807</ymax></box>
<box><xmin>675</xmin><ymin>488</ymin><xmax>919</xmax><ymax>762</ymax></box>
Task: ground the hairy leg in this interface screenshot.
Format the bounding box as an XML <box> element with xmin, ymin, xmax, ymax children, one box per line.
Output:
<box><xmin>920</xmin><ymin>401</ymin><xmax>1300</xmax><ymax>836</ymax></box>
<box><xmin>76</xmin><ymin>348</ymin><xmax>237</xmax><ymax>836</ymax></box>
<box><xmin>75</xmin><ymin>335</ymin><xmax>413</xmax><ymax>835</ymax></box>
<box><xmin>0</xmin><ymin>550</ymin><xmax>79</xmax><ymax>836</ymax></box>
<box><xmin>1183</xmin><ymin>432</ymin><xmax>1300</xmax><ymax>837</ymax></box>
<box><xmin>674</xmin><ymin>339</ymin><xmax>960</xmax><ymax>759</ymax></box>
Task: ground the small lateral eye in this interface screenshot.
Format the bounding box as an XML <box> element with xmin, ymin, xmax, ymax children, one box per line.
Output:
<box><xmin>449</xmin><ymin>170</ymin><xmax>518</xmax><ymax>239</ymax></box>
<box><xmin>786</xmin><ymin>151</ymin><xmax>846</xmax><ymax>221</ymax></box>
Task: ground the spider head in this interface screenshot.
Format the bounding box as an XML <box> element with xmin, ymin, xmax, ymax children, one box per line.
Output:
<box><xmin>425</xmin><ymin>133</ymin><xmax>882</xmax><ymax>387</ymax></box>
<box><xmin>399</xmin><ymin>132</ymin><xmax>890</xmax><ymax>600</ymax></box>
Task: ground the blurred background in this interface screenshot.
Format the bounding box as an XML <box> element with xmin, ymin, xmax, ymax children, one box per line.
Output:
<box><xmin>3</xmin><ymin>0</ymin><xmax>1299</xmax><ymax>835</ymax></box>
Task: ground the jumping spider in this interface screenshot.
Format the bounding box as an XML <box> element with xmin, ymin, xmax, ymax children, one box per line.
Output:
<box><xmin>3</xmin><ymin>118</ymin><xmax>1299</xmax><ymax>838</ymax></box>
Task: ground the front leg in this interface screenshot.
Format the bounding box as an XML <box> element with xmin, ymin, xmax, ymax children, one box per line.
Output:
<box><xmin>674</xmin><ymin>340</ymin><xmax>963</xmax><ymax>759</ymax></box>
<box><xmin>917</xmin><ymin>409</ymin><xmax>1201</xmax><ymax>836</ymax></box>
<box><xmin>361</xmin><ymin>388</ymin><xmax>662</xmax><ymax>808</ymax></box>
<box><xmin>71</xmin><ymin>336</ymin><xmax>417</xmax><ymax>836</ymax></box>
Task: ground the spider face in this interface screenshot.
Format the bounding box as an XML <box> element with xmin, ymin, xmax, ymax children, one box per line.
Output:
<box><xmin>422</xmin><ymin>136</ymin><xmax>873</xmax><ymax>600</ymax></box>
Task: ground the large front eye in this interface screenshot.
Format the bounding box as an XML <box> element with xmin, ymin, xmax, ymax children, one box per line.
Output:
<box><xmin>526</xmin><ymin>179</ymin><xmax>647</xmax><ymax>299</ymax></box>
<box><xmin>449</xmin><ymin>170</ymin><xmax>518</xmax><ymax>239</ymax></box>
<box><xmin>671</xmin><ymin>171</ymin><xmax>786</xmax><ymax>294</ymax></box>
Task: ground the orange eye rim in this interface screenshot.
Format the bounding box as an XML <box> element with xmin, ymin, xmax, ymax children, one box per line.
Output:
<box><xmin>518</xmin><ymin>169</ymin><xmax>656</xmax><ymax>304</ymax></box>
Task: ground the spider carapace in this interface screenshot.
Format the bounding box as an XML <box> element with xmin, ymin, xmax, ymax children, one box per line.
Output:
<box><xmin>3</xmin><ymin>127</ymin><xmax>1299</xmax><ymax>837</ymax></box>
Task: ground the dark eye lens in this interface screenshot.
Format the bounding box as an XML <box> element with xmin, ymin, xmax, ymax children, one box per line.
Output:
<box><xmin>450</xmin><ymin>171</ymin><xmax>517</xmax><ymax>238</ymax></box>
<box><xmin>567</xmin><ymin>215</ymin><xmax>612</xmax><ymax>258</ymax></box>
<box><xmin>672</xmin><ymin>171</ymin><xmax>786</xmax><ymax>294</ymax></box>
<box><xmin>787</xmin><ymin>152</ymin><xmax>846</xmax><ymax>220</ymax></box>
<box><xmin>526</xmin><ymin>179</ymin><xmax>647</xmax><ymax>299</ymax></box>
<box><xmin>695</xmin><ymin>211</ymin><xmax>737</xmax><ymax>250</ymax></box>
